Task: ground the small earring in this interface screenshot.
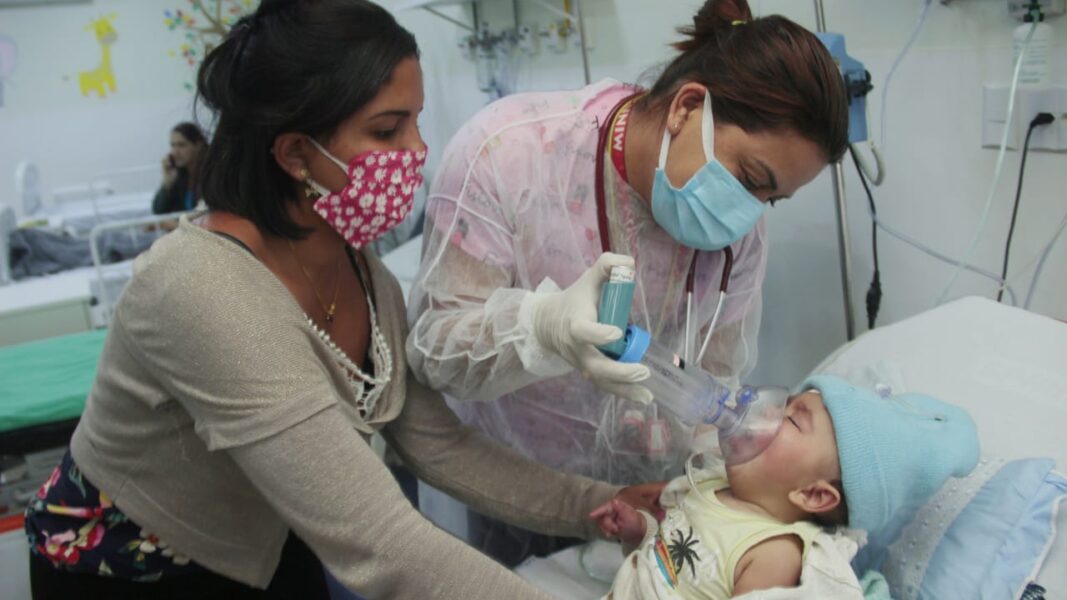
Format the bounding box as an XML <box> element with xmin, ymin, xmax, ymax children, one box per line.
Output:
<box><xmin>298</xmin><ymin>169</ymin><xmax>319</xmax><ymax>199</ymax></box>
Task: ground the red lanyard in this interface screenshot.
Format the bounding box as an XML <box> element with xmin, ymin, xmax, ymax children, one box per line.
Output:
<box><xmin>594</xmin><ymin>94</ymin><xmax>638</xmax><ymax>258</ymax></box>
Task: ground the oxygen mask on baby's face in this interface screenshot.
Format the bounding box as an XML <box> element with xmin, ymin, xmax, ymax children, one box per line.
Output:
<box><xmin>692</xmin><ymin>385</ymin><xmax>790</xmax><ymax>467</ymax></box>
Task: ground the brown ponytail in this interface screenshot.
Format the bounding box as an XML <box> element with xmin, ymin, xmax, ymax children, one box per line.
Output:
<box><xmin>674</xmin><ymin>0</ymin><xmax>753</xmax><ymax>53</ymax></box>
<box><xmin>639</xmin><ymin>0</ymin><xmax>848</xmax><ymax>163</ymax></box>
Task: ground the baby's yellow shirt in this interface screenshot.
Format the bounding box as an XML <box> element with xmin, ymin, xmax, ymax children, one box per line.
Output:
<box><xmin>642</xmin><ymin>477</ymin><xmax>820</xmax><ymax>599</ymax></box>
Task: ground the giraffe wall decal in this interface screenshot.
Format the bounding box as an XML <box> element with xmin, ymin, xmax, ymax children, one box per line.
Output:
<box><xmin>78</xmin><ymin>14</ymin><xmax>118</xmax><ymax>99</ymax></box>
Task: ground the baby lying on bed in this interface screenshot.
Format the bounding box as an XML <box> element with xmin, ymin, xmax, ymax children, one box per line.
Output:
<box><xmin>591</xmin><ymin>375</ymin><xmax>980</xmax><ymax>599</ymax></box>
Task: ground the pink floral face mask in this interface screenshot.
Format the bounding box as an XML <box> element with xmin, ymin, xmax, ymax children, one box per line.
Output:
<box><xmin>306</xmin><ymin>138</ymin><xmax>427</xmax><ymax>249</ymax></box>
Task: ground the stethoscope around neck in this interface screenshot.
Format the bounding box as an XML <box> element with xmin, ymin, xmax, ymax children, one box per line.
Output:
<box><xmin>593</xmin><ymin>93</ymin><xmax>735</xmax><ymax>365</ymax></box>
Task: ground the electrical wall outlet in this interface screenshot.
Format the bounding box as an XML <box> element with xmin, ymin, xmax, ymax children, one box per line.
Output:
<box><xmin>982</xmin><ymin>84</ymin><xmax>1067</xmax><ymax>151</ymax></box>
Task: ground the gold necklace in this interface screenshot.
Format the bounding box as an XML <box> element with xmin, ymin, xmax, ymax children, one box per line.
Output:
<box><xmin>287</xmin><ymin>240</ymin><xmax>342</xmax><ymax>325</ymax></box>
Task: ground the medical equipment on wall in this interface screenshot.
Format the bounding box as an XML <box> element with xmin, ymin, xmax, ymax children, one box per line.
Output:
<box><xmin>598</xmin><ymin>265</ymin><xmax>787</xmax><ymax>466</ymax></box>
<box><xmin>399</xmin><ymin>0</ymin><xmax>592</xmax><ymax>97</ymax></box>
<box><xmin>936</xmin><ymin>0</ymin><xmax>1055</xmax><ymax>306</ymax></box>
<box><xmin>1013</xmin><ymin>10</ymin><xmax>1053</xmax><ymax>87</ymax></box>
<box><xmin>816</xmin><ymin>34</ymin><xmax>872</xmax><ymax>145</ymax></box>
<box><xmin>840</xmin><ymin>1</ymin><xmax>1060</xmax><ymax>312</ymax></box>
<box><xmin>812</xmin><ymin>1</ymin><xmax>1058</xmax><ymax>327</ymax></box>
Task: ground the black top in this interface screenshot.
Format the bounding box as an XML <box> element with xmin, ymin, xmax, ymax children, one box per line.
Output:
<box><xmin>152</xmin><ymin>169</ymin><xmax>195</xmax><ymax>215</ymax></box>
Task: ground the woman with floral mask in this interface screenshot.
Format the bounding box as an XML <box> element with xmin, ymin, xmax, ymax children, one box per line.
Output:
<box><xmin>406</xmin><ymin>0</ymin><xmax>849</xmax><ymax>566</ymax></box>
<box><xmin>23</xmin><ymin>1</ymin><xmax>659</xmax><ymax>598</ymax></box>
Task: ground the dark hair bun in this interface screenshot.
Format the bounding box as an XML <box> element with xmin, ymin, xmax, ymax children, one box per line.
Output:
<box><xmin>675</xmin><ymin>0</ymin><xmax>754</xmax><ymax>52</ymax></box>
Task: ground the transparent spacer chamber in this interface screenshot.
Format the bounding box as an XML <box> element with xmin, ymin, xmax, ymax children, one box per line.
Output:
<box><xmin>612</xmin><ymin>324</ymin><xmax>788</xmax><ymax>465</ymax></box>
<box><xmin>597</xmin><ymin>264</ymin><xmax>788</xmax><ymax>465</ymax></box>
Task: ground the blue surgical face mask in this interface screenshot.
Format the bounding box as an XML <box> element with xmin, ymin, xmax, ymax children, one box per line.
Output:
<box><xmin>651</xmin><ymin>91</ymin><xmax>766</xmax><ymax>251</ymax></box>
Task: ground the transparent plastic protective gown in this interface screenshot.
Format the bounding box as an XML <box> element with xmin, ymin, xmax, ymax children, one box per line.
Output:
<box><xmin>405</xmin><ymin>81</ymin><xmax>768</xmax><ymax>483</ymax></box>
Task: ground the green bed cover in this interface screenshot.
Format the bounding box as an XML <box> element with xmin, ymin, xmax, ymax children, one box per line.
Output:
<box><xmin>0</xmin><ymin>329</ymin><xmax>107</xmax><ymax>434</ymax></box>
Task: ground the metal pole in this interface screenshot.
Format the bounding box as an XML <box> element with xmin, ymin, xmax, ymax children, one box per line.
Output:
<box><xmin>573</xmin><ymin>0</ymin><xmax>592</xmax><ymax>85</ymax></box>
<box><xmin>830</xmin><ymin>163</ymin><xmax>856</xmax><ymax>340</ymax></box>
<box><xmin>814</xmin><ymin>0</ymin><xmax>857</xmax><ymax>340</ymax></box>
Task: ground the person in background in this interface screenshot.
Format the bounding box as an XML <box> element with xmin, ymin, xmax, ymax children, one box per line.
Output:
<box><xmin>405</xmin><ymin>0</ymin><xmax>848</xmax><ymax>566</ymax></box>
<box><xmin>153</xmin><ymin>121</ymin><xmax>207</xmax><ymax>214</ymax></box>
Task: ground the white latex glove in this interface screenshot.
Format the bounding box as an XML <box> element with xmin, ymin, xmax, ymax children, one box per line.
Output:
<box><xmin>529</xmin><ymin>253</ymin><xmax>652</xmax><ymax>404</ymax></box>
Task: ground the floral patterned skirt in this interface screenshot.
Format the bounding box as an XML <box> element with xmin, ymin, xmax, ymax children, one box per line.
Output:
<box><xmin>24</xmin><ymin>450</ymin><xmax>203</xmax><ymax>582</ymax></box>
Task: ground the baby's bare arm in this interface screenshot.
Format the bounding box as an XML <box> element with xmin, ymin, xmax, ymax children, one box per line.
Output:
<box><xmin>731</xmin><ymin>535</ymin><xmax>803</xmax><ymax>597</ymax></box>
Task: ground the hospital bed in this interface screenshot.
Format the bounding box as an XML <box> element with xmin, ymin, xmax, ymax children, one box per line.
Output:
<box><xmin>1</xmin><ymin>162</ymin><xmax>157</xmax><ymax>284</ymax></box>
<box><xmin>0</xmin><ymin>329</ymin><xmax>106</xmax><ymax>455</ymax></box>
<box><xmin>16</xmin><ymin>163</ymin><xmax>158</xmax><ymax>238</ymax></box>
<box><xmin>517</xmin><ymin>296</ymin><xmax>1067</xmax><ymax>599</ymax></box>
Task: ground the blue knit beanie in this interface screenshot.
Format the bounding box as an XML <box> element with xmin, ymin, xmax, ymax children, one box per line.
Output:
<box><xmin>803</xmin><ymin>375</ymin><xmax>980</xmax><ymax>536</ymax></box>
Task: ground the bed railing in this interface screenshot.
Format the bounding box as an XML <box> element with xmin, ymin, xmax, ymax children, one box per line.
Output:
<box><xmin>85</xmin><ymin>164</ymin><xmax>158</xmax><ymax>224</ymax></box>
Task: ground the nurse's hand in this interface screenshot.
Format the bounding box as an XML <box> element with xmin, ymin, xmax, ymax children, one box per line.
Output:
<box><xmin>528</xmin><ymin>253</ymin><xmax>652</xmax><ymax>404</ymax></box>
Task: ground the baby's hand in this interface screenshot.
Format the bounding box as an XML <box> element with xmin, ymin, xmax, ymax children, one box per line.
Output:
<box><xmin>589</xmin><ymin>499</ymin><xmax>647</xmax><ymax>546</ymax></box>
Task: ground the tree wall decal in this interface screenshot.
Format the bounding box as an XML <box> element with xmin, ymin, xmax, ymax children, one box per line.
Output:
<box><xmin>164</xmin><ymin>0</ymin><xmax>256</xmax><ymax>90</ymax></box>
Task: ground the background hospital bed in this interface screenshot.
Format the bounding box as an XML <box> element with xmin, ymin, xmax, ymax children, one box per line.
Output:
<box><xmin>0</xmin><ymin>209</ymin><xmax>192</xmax><ymax>347</ymax></box>
<box><xmin>15</xmin><ymin>163</ymin><xmax>158</xmax><ymax>238</ymax></box>
<box><xmin>517</xmin><ymin>296</ymin><xmax>1067</xmax><ymax>600</ymax></box>
<box><xmin>1</xmin><ymin>163</ymin><xmax>167</xmax><ymax>345</ymax></box>
<box><xmin>0</xmin><ymin>329</ymin><xmax>106</xmax><ymax>455</ymax></box>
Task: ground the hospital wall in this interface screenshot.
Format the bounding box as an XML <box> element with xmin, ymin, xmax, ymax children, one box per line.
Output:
<box><xmin>385</xmin><ymin>0</ymin><xmax>1067</xmax><ymax>386</ymax></box>
<box><xmin>0</xmin><ymin>0</ymin><xmax>201</xmax><ymax>213</ymax></box>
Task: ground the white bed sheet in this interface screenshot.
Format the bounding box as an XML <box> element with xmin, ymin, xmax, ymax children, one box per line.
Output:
<box><xmin>518</xmin><ymin>296</ymin><xmax>1067</xmax><ymax>599</ymax></box>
